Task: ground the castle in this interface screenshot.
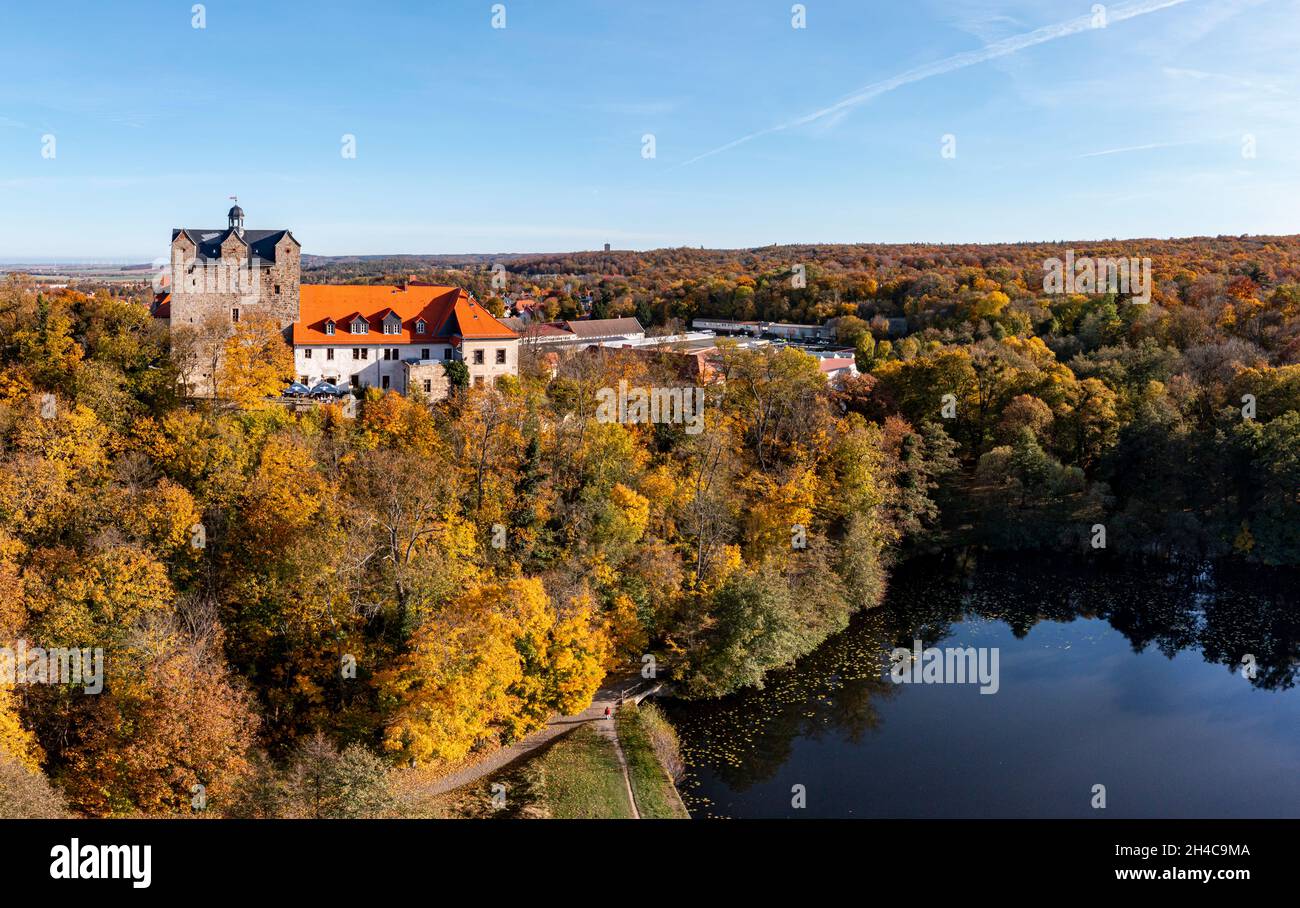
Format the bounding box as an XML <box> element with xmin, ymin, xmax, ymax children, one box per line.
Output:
<box><xmin>156</xmin><ymin>206</ymin><xmax>518</xmax><ymax>398</ymax></box>
<box><xmin>166</xmin><ymin>205</ymin><xmax>301</xmax><ymax>331</ymax></box>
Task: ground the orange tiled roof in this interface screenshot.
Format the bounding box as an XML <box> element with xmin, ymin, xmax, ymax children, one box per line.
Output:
<box><xmin>292</xmin><ymin>284</ymin><xmax>517</xmax><ymax>345</ymax></box>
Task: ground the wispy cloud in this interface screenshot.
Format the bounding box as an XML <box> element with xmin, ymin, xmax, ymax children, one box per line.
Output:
<box><xmin>1161</xmin><ymin>65</ymin><xmax>1287</xmax><ymax>93</ymax></box>
<box><xmin>673</xmin><ymin>0</ymin><xmax>1197</xmax><ymax>169</ymax></box>
<box><xmin>1079</xmin><ymin>140</ymin><xmax>1198</xmax><ymax>157</ymax></box>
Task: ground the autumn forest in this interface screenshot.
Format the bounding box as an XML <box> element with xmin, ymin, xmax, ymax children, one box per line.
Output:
<box><xmin>3</xmin><ymin>233</ymin><xmax>1300</xmax><ymax>818</ymax></box>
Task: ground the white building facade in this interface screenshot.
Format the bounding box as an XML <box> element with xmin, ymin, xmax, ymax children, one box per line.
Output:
<box><xmin>291</xmin><ymin>284</ymin><xmax>518</xmax><ymax>396</ymax></box>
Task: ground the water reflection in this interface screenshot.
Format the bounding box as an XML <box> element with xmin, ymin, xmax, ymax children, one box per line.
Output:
<box><xmin>662</xmin><ymin>553</ymin><xmax>1300</xmax><ymax>818</ymax></box>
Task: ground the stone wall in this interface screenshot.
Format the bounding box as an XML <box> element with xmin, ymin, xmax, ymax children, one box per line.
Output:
<box><xmin>406</xmin><ymin>360</ymin><xmax>452</xmax><ymax>401</ymax></box>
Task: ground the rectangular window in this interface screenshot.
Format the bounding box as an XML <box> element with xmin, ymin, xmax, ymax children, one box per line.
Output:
<box><xmin>381</xmin><ymin>376</ymin><xmax>390</xmax><ymax>390</ymax></box>
<box><xmin>443</xmin><ymin>348</ymin><xmax>452</xmax><ymax>361</ymax></box>
<box><xmin>326</xmin><ymin>348</ymin><xmax>334</xmax><ymax>361</ymax></box>
<box><xmin>350</xmin><ymin>376</ymin><xmax>359</xmax><ymax>388</ymax></box>
<box><xmin>361</xmin><ymin>348</ymin><xmax>368</xmax><ymax>360</ymax></box>
<box><xmin>382</xmin><ymin>349</ymin><xmax>390</xmax><ymax>361</ymax></box>
<box><xmin>421</xmin><ymin>349</ymin><xmax>430</xmax><ymax>359</ymax></box>
<box><xmin>473</xmin><ymin>349</ymin><xmax>484</xmax><ymax>365</ymax></box>
<box><xmin>326</xmin><ymin>323</ymin><xmax>335</xmax><ymax>336</ymax></box>
<box><xmin>495</xmin><ymin>348</ymin><xmax>506</xmax><ymax>364</ymax></box>
<box><xmin>423</xmin><ymin>379</ymin><xmax>432</xmax><ymax>393</ymax></box>
<box><xmin>304</xmin><ymin>348</ymin><xmax>312</xmax><ymax>359</ymax></box>
<box><xmin>231</xmin><ymin>308</ymin><xmax>240</xmax><ymax>323</ymax></box>
<box><xmin>274</xmin><ymin>284</ymin><xmax>281</xmax><ymax>295</ymax></box>
<box><xmin>352</xmin><ymin>348</ymin><xmax>360</xmax><ymax>359</ymax></box>
<box><xmin>391</xmin><ymin>348</ymin><xmax>399</xmax><ymax>359</ymax></box>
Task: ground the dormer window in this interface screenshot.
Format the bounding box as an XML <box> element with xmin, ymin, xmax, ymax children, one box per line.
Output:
<box><xmin>350</xmin><ymin>316</ymin><xmax>368</xmax><ymax>335</ymax></box>
<box><xmin>382</xmin><ymin>312</ymin><xmax>402</xmax><ymax>335</ymax></box>
<box><xmin>415</xmin><ymin>319</ymin><xmax>427</xmax><ymax>335</ymax></box>
<box><xmin>324</xmin><ymin>320</ymin><xmax>335</xmax><ymax>336</ymax></box>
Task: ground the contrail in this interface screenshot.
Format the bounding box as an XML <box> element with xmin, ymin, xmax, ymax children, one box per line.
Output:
<box><xmin>1079</xmin><ymin>140</ymin><xmax>1191</xmax><ymax>157</ymax></box>
<box><xmin>672</xmin><ymin>0</ymin><xmax>1195</xmax><ymax>169</ymax></box>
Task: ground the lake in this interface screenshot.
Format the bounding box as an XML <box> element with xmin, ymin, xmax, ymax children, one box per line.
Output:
<box><xmin>662</xmin><ymin>552</ymin><xmax>1300</xmax><ymax>818</ymax></box>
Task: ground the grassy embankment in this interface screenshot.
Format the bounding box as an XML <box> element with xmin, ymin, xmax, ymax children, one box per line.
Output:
<box><xmin>427</xmin><ymin>703</ymin><xmax>689</xmax><ymax>819</ymax></box>
<box><xmin>615</xmin><ymin>701</ymin><xmax>690</xmax><ymax>819</ymax></box>
<box><xmin>427</xmin><ymin>724</ymin><xmax>633</xmax><ymax>819</ymax></box>
<box><xmin>535</xmin><ymin>724</ymin><xmax>636</xmax><ymax>819</ymax></box>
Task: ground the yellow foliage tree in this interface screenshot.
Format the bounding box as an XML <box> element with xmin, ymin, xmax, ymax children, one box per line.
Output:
<box><xmin>506</xmin><ymin>582</ymin><xmax>609</xmax><ymax>735</ymax></box>
<box><xmin>377</xmin><ymin>590</ymin><xmax>523</xmax><ymax>766</ymax></box>
<box><xmin>0</xmin><ymin>686</ymin><xmax>42</xmax><ymax>772</ymax></box>
<box><xmin>217</xmin><ymin>317</ymin><xmax>293</xmax><ymax>408</ymax></box>
<box><xmin>116</xmin><ymin>478</ymin><xmax>201</xmax><ymax>554</ymax></box>
<box><xmin>377</xmin><ymin>578</ymin><xmax>608</xmax><ymax>766</ymax></box>
<box><xmin>234</xmin><ymin>435</ymin><xmax>328</xmax><ymax>562</ymax></box>
<box><xmin>607</xmin><ymin>482</ymin><xmax>650</xmax><ymax>545</ymax></box>
<box><xmin>739</xmin><ymin>467</ymin><xmax>819</xmax><ymax>562</ymax></box>
<box><xmin>0</xmin><ymin>530</ymin><xmax>27</xmax><ymax>640</ymax></box>
<box><xmin>24</xmin><ymin>546</ymin><xmax>173</xmax><ymax>646</ymax></box>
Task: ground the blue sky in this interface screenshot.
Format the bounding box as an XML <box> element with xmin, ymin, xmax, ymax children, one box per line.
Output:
<box><xmin>1</xmin><ymin>0</ymin><xmax>1298</xmax><ymax>259</ymax></box>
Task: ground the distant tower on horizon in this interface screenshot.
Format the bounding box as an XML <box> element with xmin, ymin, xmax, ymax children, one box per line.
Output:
<box><xmin>604</xmin><ymin>242</ymin><xmax>611</xmax><ymax>251</ymax></box>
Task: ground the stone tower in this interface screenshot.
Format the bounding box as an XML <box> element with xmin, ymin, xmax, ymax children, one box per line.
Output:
<box><xmin>167</xmin><ymin>205</ymin><xmax>301</xmax><ymax>394</ymax></box>
<box><xmin>169</xmin><ymin>205</ymin><xmax>301</xmax><ymax>329</ymax></box>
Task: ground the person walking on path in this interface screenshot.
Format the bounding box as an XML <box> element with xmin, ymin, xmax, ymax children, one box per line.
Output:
<box><xmin>604</xmin><ymin>706</ymin><xmax>612</xmax><ymax>720</ymax></box>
